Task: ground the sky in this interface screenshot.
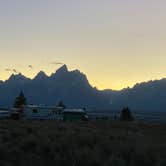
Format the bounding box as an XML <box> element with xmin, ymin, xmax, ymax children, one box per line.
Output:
<box><xmin>0</xmin><ymin>0</ymin><xmax>166</xmax><ymax>90</ymax></box>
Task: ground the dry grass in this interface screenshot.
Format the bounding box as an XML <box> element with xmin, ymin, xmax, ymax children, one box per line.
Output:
<box><xmin>0</xmin><ymin>120</ymin><xmax>166</xmax><ymax>166</ymax></box>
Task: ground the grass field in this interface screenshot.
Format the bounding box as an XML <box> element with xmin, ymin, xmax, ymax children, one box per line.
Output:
<box><xmin>0</xmin><ymin>120</ymin><xmax>166</xmax><ymax>166</ymax></box>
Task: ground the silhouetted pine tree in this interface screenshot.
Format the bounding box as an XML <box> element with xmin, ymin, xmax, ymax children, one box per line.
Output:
<box><xmin>120</xmin><ymin>107</ymin><xmax>134</xmax><ymax>121</ymax></box>
<box><xmin>13</xmin><ymin>91</ymin><xmax>27</xmax><ymax>108</ymax></box>
<box><xmin>57</xmin><ymin>100</ymin><xmax>66</xmax><ymax>109</ymax></box>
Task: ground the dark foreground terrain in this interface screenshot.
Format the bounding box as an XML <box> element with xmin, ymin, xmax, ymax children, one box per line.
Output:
<box><xmin>0</xmin><ymin>120</ymin><xmax>166</xmax><ymax>166</ymax></box>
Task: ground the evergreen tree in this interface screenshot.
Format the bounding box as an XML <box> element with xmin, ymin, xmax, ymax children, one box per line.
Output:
<box><xmin>13</xmin><ymin>91</ymin><xmax>27</xmax><ymax>108</ymax></box>
<box><xmin>57</xmin><ymin>100</ymin><xmax>66</xmax><ymax>109</ymax></box>
<box><xmin>120</xmin><ymin>107</ymin><xmax>134</xmax><ymax>121</ymax></box>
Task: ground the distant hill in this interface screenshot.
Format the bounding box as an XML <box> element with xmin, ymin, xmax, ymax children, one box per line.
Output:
<box><xmin>0</xmin><ymin>65</ymin><xmax>166</xmax><ymax>111</ymax></box>
<box><xmin>102</xmin><ymin>79</ymin><xmax>166</xmax><ymax>111</ymax></box>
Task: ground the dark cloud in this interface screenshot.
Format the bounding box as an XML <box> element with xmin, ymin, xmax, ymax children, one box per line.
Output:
<box><xmin>13</xmin><ymin>69</ymin><xmax>19</xmax><ymax>74</ymax></box>
<box><xmin>50</xmin><ymin>62</ymin><xmax>64</xmax><ymax>65</ymax></box>
<box><xmin>5</xmin><ymin>68</ymin><xmax>12</xmax><ymax>72</ymax></box>
<box><xmin>28</xmin><ymin>65</ymin><xmax>33</xmax><ymax>69</ymax></box>
<box><xmin>6</xmin><ymin>68</ymin><xmax>20</xmax><ymax>73</ymax></box>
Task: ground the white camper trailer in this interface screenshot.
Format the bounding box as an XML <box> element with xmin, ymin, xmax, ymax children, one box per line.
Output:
<box><xmin>23</xmin><ymin>105</ymin><xmax>63</xmax><ymax>120</ymax></box>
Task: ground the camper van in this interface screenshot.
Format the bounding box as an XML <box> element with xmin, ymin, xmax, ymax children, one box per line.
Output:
<box><xmin>23</xmin><ymin>105</ymin><xmax>64</xmax><ymax>120</ymax></box>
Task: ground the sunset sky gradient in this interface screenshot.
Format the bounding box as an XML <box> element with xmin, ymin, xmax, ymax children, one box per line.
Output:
<box><xmin>0</xmin><ymin>0</ymin><xmax>166</xmax><ymax>90</ymax></box>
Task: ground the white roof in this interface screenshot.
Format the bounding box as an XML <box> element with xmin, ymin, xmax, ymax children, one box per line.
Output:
<box><xmin>63</xmin><ymin>109</ymin><xmax>85</xmax><ymax>113</ymax></box>
<box><xmin>0</xmin><ymin>111</ymin><xmax>9</xmax><ymax>113</ymax></box>
<box><xmin>25</xmin><ymin>105</ymin><xmax>63</xmax><ymax>109</ymax></box>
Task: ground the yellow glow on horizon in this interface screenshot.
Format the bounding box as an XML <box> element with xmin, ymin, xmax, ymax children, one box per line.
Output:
<box><xmin>1</xmin><ymin>64</ymin><xmax>166</xmax><ymax>91</ymax></box>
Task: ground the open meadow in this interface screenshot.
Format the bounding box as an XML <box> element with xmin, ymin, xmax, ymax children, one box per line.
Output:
<box><xmin>0</xmin><ymin>120</ymin><xmax>166</xmax><ymax>166</ymax></box>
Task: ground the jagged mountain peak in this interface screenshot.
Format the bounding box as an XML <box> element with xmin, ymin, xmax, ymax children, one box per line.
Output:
<box><xmin>8</xmin><ymin>73</ymin><xmax>28</xmax><ymax>81</ymax></box>
<box><xmin>56</xmin><ymin>64</ymin><xmax>68</xmax><ymax>74</ymax></box>
<box><xmin>6</xmin><ymin>73</ymin><xmax>30</xmax><ymax>84</ymax></box>
<box><xmin>51</xmin><ymin>65</ymin><xmax>90</xmax><ymax>85</ymax></box>
<box><xmin>50</xmin><ymin>64</ymin><xmax>69</xmax><ymax>78</ymax></box>
<box><xmin>34</xmin><ymin>71</ymin><xmax>48</xmax><ymax>80</ymax></box>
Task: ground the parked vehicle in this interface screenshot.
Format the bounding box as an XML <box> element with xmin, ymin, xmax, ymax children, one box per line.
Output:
<box><xmin>23</xmin><ymin>105</ymin><xmax>64</xmax><ymax>120</ymax></box>
<box><xmin>0</xmin><ymin>108</ymin><xmax>10</xmax><ymax>119</ymax></box>
<box><xmin>63</xmin><ymin>109</ymin><xmax>88</xmax><ymax>121</ymax></box>
<box><xmin>0</xmin><ymin>105</ymin><xmax>89</xmax><ymax>121</ymax></box>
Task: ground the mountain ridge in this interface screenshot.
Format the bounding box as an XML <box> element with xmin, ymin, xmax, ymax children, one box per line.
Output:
<box><xmin>0</xmin><ymin>65</ymin><xmax>166</xmax><ymax>111</ymax></box>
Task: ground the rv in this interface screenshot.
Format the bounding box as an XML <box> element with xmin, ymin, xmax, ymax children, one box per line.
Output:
<box><xmin>23</xmin><ymin>105</ymin><xmax>88</xmax><ymax>121</ymax></box>
<box><xmin>23</xmin><ymin>105</ymin><xmax>64</xmax><ymax>120</ymax></box>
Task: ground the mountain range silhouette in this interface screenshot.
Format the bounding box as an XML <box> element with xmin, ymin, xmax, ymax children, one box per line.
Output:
<box><xmin>0</xmin><ymin>65</ymin><xmax>166</xmax><ymax>111</ymax></box>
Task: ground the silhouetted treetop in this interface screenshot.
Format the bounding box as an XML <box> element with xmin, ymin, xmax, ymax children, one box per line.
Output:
<box><xmin>57</xmin><ymin>100</ymin><xmax>66</xmax><ymax>109</ymax></box>
<box><xmin>120</xmin><ymin>107</ymin><xmax>134</xmax><ymax>121</ymax></box>
<box><xmin>13</xmin><ymin>91</ymin><xmax>27</xmax><ymax>108</ymax></box>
